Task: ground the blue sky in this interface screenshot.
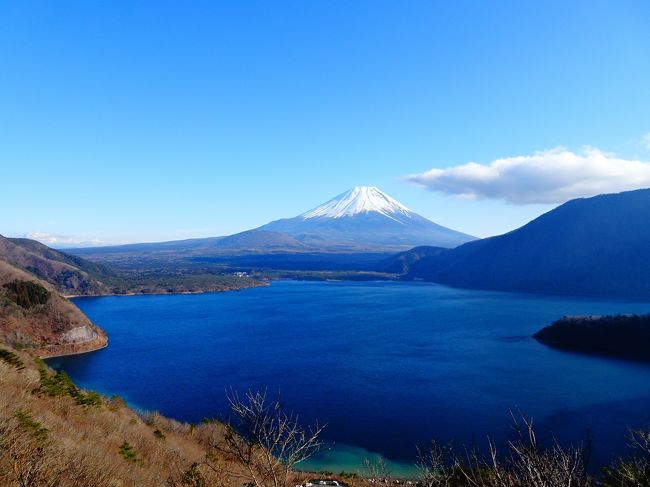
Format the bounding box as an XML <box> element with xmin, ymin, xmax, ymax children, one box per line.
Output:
<box><xmin>2</xmin><ymin>0</ymin><xmax>650</xmax><ymax>245</ymax></box>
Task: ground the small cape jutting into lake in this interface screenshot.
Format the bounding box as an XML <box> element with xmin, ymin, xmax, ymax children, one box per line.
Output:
<box><xmin>535</xmin><ymin>314</ymin><xmax>650</xmax><ymax>362</ymax></box>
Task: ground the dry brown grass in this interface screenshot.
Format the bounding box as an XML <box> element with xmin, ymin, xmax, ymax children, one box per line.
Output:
<box><xmin>0</xmin><ymin>348</ymin><xmax>238</xmax><ymax>487</ymax></box>
<box><xmin>0</xmin><ymin>343</ymin><xmax>335</xmax><ymax>487</ymax></box>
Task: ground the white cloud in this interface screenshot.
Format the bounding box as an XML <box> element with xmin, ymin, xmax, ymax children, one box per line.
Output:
<box><xmin>407</xmin><ymin>147</ymin><xmax>650</xmax><ymax>205</ymax></box>
<box><xmin>24</xmin><ymin>232</ymin><xmax>106</xmax><ymax>248</ymax></box>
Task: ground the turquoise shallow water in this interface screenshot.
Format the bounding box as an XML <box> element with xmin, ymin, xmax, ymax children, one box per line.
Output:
<box><xmin>47</xmin><ymin>280</ymin><xmax>650</xmax><ymax>475</ymax></box>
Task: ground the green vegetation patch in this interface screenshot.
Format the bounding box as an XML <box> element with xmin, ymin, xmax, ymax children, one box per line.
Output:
<box><xmin>3</xmin><ymin>279</ymin><xmax>50</xmax><ymax>309</ymax></box>
<box><xmin>35</xmin><ymin>358</ymin><xmax>102</xmax><ymax>407</ymax></box>
<box><xmin>0</xmin><ymin>348</ymin><xmax>25</xmax><ymax>370</ymax></box>
<box><xmin>181</xmin><ymin>463</ymin><xmax>206</xmax><ymax>487</ymax></box>
<box><xmin>118</xmin><ymin>441</ymin><xmax>141</xmax><ymax>464</ymax></box>
<box><xmin>14</xmin><ymin>408</ymin><xmax>49</xmax><ymax>442</ymax></box>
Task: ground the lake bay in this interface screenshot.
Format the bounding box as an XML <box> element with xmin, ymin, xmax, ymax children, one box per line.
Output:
<box><xmin>48</xmin><ymin>281</ymin><xmax>650</xmax><ymax>475</ymax></box>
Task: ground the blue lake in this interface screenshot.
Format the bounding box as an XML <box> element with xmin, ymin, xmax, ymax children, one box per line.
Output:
<box><xmin>48</xmin><ymin>280</ymin><xmax>650</xmax><ymax>475</ymax></box>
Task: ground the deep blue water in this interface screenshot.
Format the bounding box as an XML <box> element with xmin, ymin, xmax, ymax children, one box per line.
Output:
<box><xmin>48</xmin><ymin>281</ymin><xmax>650</xmax><ymax>474</ymax></box>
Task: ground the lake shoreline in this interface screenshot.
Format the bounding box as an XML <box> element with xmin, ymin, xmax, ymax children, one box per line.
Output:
<box><xmin>29</xmin><ymin>333</ymin><xmax>109</xmax><ymax>359</ymax></box>
<box><xmin>37</xmin><ymin>341</ymin><xmax>108</xmax><ymax>359</ymax></box>
<box><xmin>63</xmin><ymin>280</ymin><xmax>269</xmax><ymax>299</ymax></box>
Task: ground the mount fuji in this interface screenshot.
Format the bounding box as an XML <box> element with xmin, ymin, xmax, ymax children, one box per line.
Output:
<box><xmin>258</xmin><ymin>186</ymin><xmax>475</xmax><ymax>250</ymax></box>
<box><xmin>70</xmin><ymin>187</ymin><xmax>475</xmax><ymax>261</ymax></box>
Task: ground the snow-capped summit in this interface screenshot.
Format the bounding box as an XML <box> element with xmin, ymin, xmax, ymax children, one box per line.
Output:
<box><xmin>301</xmin><ymin>186</ymin><xmax>414</xmax><ymax>221</ymax></box>
<box><xmin>260</xmin><ymin>186</ymin><xmax>476</xmax><ymax>250</ymax></box>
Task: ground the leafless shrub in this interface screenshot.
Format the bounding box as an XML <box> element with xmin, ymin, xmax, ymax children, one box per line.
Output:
<box><xmin>603</xmin><ymin>428</ymin><xmax>650</xmax><ymax>486</ymax></box>
<box><xmin>363</xmin><ymin>456</ymin><xmax>390</xmax><ymax>483</ymax></box>
<box><xmin>207</xmin><ymin>390</ymin><xmax>324</xmax><ymax>487</ymax></box>
<box><xmin>416</xmin><ymin>440</ymin><xmax>455</xmax><ymax>487</ymax></box>
<box><xmin>416</xmin><ymin>413</ymin><xmax>592</xmax><ymax>487</ymax></box>
<box><xmin>0</xmin><ymin>417</ymin><xmax>54</xmax><ymax>487</ymax></box>
<box><xmin>0</xmin><ymin>418</ymin><xmax>115</xmax><ymax>487</ymax></box>
<box><xmin>52</xmin><ymin>450</ymin><xmax>118</xmax><ymax>487</ymax></box>
<box><xmin>501</xmin><ymin>413</ymin><xmax>591</xmax><ymax>487</ymax></box>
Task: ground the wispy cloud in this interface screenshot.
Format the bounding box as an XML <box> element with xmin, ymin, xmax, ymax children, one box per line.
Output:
<box><xmin>407</xmin><ymin>147</ymin><xmax>650</xmax><ymax>205</ymax></box>
<box><xmin>643</xmin><ymin>133</ymin><xmax>650</xmax><ymax>150</ymax></box>
<box><xmin>24</xmin><ymin>232</ymin><xmax>106</xmax><ymax>248</ymax></box>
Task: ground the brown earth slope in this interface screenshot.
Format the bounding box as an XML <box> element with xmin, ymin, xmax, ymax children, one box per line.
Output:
<box><xmin>0</xmin><ymin>259</ymin><xmax>107</xmax><ymax>357</ymax></box>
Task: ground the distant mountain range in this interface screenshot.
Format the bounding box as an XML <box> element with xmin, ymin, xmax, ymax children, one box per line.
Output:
<box><xmin>0</xmin><ymin>235</ymin><xmax>263</xmax><ymax>296</ymax></box>
<box><xmin>72</xmin><ymin>186</ymin><xmax>476</xmax><ymax>257</ymax></box>
<box><xmin>391</xmin><ymin>188</ymin><xmax>650</xmax><ymax>298</ymax></box>
<box><xmin>21</xmin><ymin>186</ymin><xmax>650</xmax><ymax>299</ymax></box>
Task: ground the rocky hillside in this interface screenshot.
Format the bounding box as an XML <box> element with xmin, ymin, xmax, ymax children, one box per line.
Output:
<box><xmin>0</xmin><ymin>259</ymin><xmax>107</xmax><ymax>357</ymax></box>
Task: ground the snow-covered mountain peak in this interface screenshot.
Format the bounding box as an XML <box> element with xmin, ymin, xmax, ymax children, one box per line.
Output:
<box><xmin>259</xmin><ymin>185</ymin><xmax>476</xmax><ymax>248</ymax></box>
<box><xmin>300</xmin><ymin>186</ymin><xmax>414</xmax><ymax>220</ymax></box>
